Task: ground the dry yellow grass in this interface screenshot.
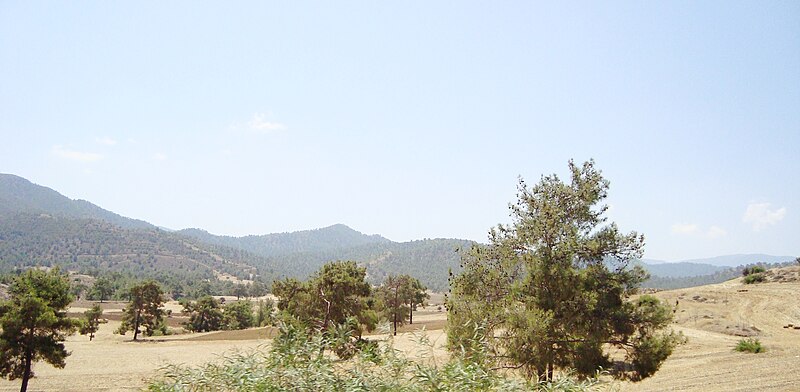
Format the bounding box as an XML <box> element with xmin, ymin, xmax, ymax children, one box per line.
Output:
<box><xmin>620</xmin><ymin>266</ymin><xmax>800</xmax><ymax>392</ymax></box>
<box><xmin>1</xmin><ymin>267</ymin><xmax>797</xmax><ymax>391</ymax></box>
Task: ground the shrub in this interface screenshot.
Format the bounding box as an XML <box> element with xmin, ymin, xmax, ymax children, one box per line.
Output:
<box><xmin>742</xmin><ymin>266</ymin><xmax>766</xmax><ymax>277</ymax></box>
<box><xmin>743</xmin><ymin>273</ymin><xmax>765</xmax><ymax>284</ymax></box>
<box><xmin>630</xmin><ymin>331</ymin><xmax>686</xmax><ymax>380</ymax></box>
<box><xmin>735</xmin><ymin>338</ymin><xmax>764</xmax><ymax>353</ymax></box>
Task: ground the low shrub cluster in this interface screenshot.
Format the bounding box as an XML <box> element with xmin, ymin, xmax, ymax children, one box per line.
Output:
<box><xmin>742</xmin><ymin>266</ymin><xmax>766</xmax><ymax>284</ymax></box>
<box><xmin>743</xmin><ymin>273</ymin><xmax>765</xmax><ymax>284</ymax></box>
<box><xmin>735</xmin><ymin>338</ymin><xmax>764</xmax><ymax>353</ymax></box>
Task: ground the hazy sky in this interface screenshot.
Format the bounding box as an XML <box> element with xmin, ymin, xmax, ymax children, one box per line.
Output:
<box><xmin>1</xmin><ymin>2</ymin><xmax>798</xmax><ymax>261</ymax></box>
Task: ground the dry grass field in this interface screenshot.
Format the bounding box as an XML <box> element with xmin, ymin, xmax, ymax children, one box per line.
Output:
<box><xmin>1</xmin><ymin>267</ymin><xmax>797</xmax><ymax>391</ymax></box>
<box><xmin>619</xmin><ymin>265</ymin><xmax>800</xmax><ymax>392</ymax></box>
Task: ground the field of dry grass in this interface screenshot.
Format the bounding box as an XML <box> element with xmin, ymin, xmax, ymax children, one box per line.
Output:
<box><xmin>620</xmin><ymin>265</ymin><xmax>800</xmax><ymax>391</ymax></box>
<box><xmin>1</xmin><ymin>267</ymin><xmax>797</xmax><ymax>391</ymax></box>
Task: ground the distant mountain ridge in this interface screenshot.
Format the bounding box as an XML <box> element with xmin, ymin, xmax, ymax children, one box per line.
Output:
<box><xmin>0</xmin><ymin>172</ymin><xmax>794</xmax><ymax>293</ymax></box>
<box><xmin>178</xmin><ymin>226</ymin><xmax>468</xmax><ymax>292</ymax></box>
<box><xmin>177</xmin><ymin>224</ymin><xmax>390</xmax><ymax>258</ymax></box>
<box><xmin>0</xmin><ymin>173</ymin><xmax>153</xmax><ymax>230</ymax></box>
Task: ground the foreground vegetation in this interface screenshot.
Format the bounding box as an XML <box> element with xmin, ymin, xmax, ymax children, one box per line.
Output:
<box><xmin>148</xmin><ymin>324</ymin><xmax>605</xmax><ymax>392</ymax></box>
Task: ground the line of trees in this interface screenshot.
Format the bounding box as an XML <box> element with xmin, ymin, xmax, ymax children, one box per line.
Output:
<box><xmin>180</xmin><ymin>296</ymin><xmax>258</xmax><ymax>332</ymax></box>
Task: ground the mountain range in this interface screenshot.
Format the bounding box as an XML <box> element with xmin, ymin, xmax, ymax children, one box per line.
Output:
<box><xmin>0</xmin><ymin>173</ymin><xmax>794</xmax><ymax>292</ymax></box>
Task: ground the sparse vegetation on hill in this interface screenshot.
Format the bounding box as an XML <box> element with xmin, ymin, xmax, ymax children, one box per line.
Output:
<box><xmin>643</xmin><ymin>261</ymin><xmax>796</xmax><ymax>290</ymax></box>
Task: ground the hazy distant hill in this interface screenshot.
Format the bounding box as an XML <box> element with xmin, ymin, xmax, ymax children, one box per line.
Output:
<box><xmin>637</xmin><ymin>261</ymin><xmax>728</xmax><ymax>278</ymax></box>
<box><xmin>178</xmin><ymin>224</ymin><xmax>391</xmax><ymax>257</ymax></box>
<box><xmin>0</xmin><ymin>173</ymin><xmax>153</xmax><ymax>230</ymax></box>
<box><xmin>677</xmin><ymin>254</ymin><xmax>796</xmax><ymax>267</ymax></box>
<box><xmin>178</xmin><ymin>225</ymin><xmax>469</xmax><ymax>292</ymax></box>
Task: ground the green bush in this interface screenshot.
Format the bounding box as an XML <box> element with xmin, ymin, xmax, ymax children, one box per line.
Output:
<box><xmin>743</xmin><ymin>273</ymin><xmax>765</xmax><ymax>284</ymax></box>
<box><xmin>735</xmin><ymin>338</ymin><xmax>764</xmax><ymax>353</ymax></box>
<box><xmin>742</xmin><ymin>266</ymin><xmax>766</xmax><ymax>277</ymax></box>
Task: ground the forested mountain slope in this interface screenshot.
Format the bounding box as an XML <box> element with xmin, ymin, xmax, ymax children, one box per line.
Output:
<box><xmin>179</xmin><ymin>226</ymin><xmax>470</xmax><ymax>292</ymax></box>
<box><xmin>0</xmin><ymin>213</ymin><xmax>275</xmax><ymax>289</ymax></box>
<box><xmin>178</xmin><ymin>224</ymin><xmax>390</xmax><ymax>257</ymax></box>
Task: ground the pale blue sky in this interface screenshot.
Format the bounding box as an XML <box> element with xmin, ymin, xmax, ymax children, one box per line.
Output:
<box><xmin>1</xmin><ymin>2</ymin><xmax>798</xmax><ymax>261</ymax></box>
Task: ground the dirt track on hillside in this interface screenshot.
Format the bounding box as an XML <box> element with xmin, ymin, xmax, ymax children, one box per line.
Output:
<box><xmin>620</xmin><ymin>266</ymin><xmax>800</xmax><ymax>391</ymax></box>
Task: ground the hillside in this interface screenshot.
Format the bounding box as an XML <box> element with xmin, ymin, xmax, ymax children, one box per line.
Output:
<box><xmin>621</xmin><ymin>265</ymin><xmax>800</xmax><ymax>391</ymax></box>
<box><xmin>177</xmin><ymin>224</ymin><xmax>390</xmax><ymax>257</ymax></box>
<box><xmin>0</xmin><ymin>213</ymin><xmax>275</xmax><ymax>293</ymax></box>
<box><xmin>0</xmin><ymin>174</ymin><xmax>153</xmax><ymax>229</ymax></box>
<box><xmin>179</xmin><ymin>226</ymin><xmax>470</xmax><ymax>292</ymax></box>
<box><xmin>649</xmin><ymin>254</ymin><xmax>796</xmax><ymax>268</ymax></box>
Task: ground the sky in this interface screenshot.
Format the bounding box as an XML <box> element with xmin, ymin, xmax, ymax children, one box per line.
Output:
<box><xmin>1</xmin><ymin>2</ymin><xmax>798</xmax><ymax>261</ymax></box>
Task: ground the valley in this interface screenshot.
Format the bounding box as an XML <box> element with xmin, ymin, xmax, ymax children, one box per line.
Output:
<box><xmin>1</xmin><ymin>268</ymin><xmax>797</xmax><ymax>391</ymax></box>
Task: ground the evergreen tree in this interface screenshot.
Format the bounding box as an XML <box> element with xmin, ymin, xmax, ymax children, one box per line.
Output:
<box><xmin>447</xmin><ymin>160</ymin><xmax>681</xmax><ymax>380</ymax></box>
<box><xmin>116</xmin><ymin>281</ymin><xmax>165</xmax><ymax>340</ymax></box>
<box><xmin>223</xmin><ymin>300</ymin><xmax>255</xmax><ymax>330</ymax></box>
<box><xmin>182</xmin><ymin>296</ymin><xmax>223</xmax><ymax>332</ymax></box>
<box><xmin>406</xmin><ymin>277</ymin><xmax>429</xmax><ymax>325</ymax></box>
<box><xmin>0</xmin><ymin>268</ymin><xmax>79</xmax><ymax>392</ymax></box>
<box><xmin>79</xmin><ymin>304</ymin><xmax>103</xmax><ymax>341</ymax></box>
<box><xmin>273</xmin><ymin>261</ymin><xmax>374</xmax><ymax>338</ymax></box>
<box><xmin>377</xmin><ymin>274</ymin><xmax>428</xmax><ymax>335</ymax></box>
<box><xmin>377</xmin><ymin>275</ymin><xmax>410</xmax><ymax>336</ymax></box>
<box><xmin>89</xmin><ymin>277</ymin><xmax>113</xmax><ymax>303</ymax></box>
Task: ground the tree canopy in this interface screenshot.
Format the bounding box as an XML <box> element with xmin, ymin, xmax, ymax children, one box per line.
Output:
<box><xmin>116</xmin><ymin>281</ymin><xmax>165</xmax><ymax>340</ymax></box>
<box><xmin>377</xmin><ymin>274</ymin><xmax>429</xmax><ymax>335</ymax></box>
<box><xmin>446</xmin><ymin>160</ymin><xmax>681</xmax><ymax>381</ymax></box>
<box><xmin>272</xmin><ymin>260</ymin><xmax>375</xmax><ymax>338</ymax></box>
<box><xmin>0</xmin><ymin>268</ymin><xmax>79</xmax><ymax>392</ymax></box>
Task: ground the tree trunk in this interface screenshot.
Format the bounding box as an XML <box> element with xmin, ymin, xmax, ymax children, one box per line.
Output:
<box><xmin>393</xmin><ymin>311</ymin><xmax>397</xmax><ymax>336</ymax></box>
<box><xmin>133</xmin><ymin>309</ymin><xmax>141</xmax><ymax>341</ymax></box>
<box><xmin>20</xmin><ymin>348</ymin><xmax>32</xmax><ymax>392</ymax></box>
<box><xmin>409</xmin><ymin>301</ymin><xmax>413</xmax><ymax>325</ymax></box>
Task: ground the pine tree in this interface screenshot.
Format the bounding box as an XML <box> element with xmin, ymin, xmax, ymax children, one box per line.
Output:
<box><xmin>116</xmin><ymin>281</ymin><xmax>165</xmax><ymax>340</ymax></box>
<box><xmin>0</xmin><ymin>268</ymin><xmax>80</xmax><ymax>392</ymax></box>
<box><xmin>447</xmin><ymin>160</ymin><xmax>681</xmax><ymax>380</ymax></box>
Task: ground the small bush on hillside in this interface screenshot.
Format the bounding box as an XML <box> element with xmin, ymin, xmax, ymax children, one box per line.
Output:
<box><xmin>735</xmin><ymin>338</ymin><xmax>764</xmax><ymax>353</ymax></box>
<box><xmin>742</xmin><ymin>266</ymin><xmax>766</xmax><ymax>277</ymax></box>
<box><xmin>743</xmin><ymin>273</ymin><xmax>765</xmax><ymax>284</ymax></box>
